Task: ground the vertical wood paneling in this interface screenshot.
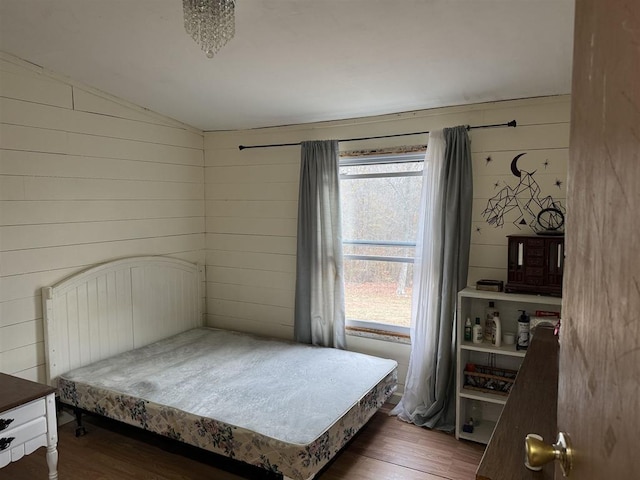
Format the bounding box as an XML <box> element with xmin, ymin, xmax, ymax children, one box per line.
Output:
<box><xmin>114</xmin><ymin>269</ymin><xmax>134</xmax><ymax>355</ymax></box>
<box><xmin>205</xmin><ymin>96</ymin><xmax>570</xmax><ymax>394</ymax></box>
<box><xmin>0</xmin><ymin>55</ymin><xmax>204</xmax><ymax>381</ymax></box>
<box><xmin>76</xmin><ymin>283</ymin><xmax>90</xmax><ymax>365</ymax></box>
<box><xmin>131</xmin><ymin>264</ymin><xmax>200</xmax><ymax>347</ymax></box>
<box><xmin>87</xmin><ymin>278</ymin><xmax>101</xmax><ymax>360</ymax></box>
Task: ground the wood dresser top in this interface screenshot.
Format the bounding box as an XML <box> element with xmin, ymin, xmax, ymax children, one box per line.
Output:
<box><xmin>476</xmin><ymin>327</ymin><xmax>559</xmax><ymax>480</ymax></box>
<box><xmin>0</xmin><ymin>373</ymin><xmax>56</xmax><ymax>412</ymax></box>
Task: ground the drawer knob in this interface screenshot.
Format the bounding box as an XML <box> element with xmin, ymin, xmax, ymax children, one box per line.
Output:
<box><xmin>0</xmin><ymin>437</ymin><xmax>15</xmax><ymax>451</ymax></box>
<box><xmin>0</xmin><ymin>418</ymin><xmax>14</xmax><ymax>431</ymax></box>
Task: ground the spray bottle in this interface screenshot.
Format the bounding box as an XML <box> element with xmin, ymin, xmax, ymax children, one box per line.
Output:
<box><xmin>517</xmin><ymin>310</ymin><xmax>530</xmax><ymax>350</ymax></box>
<box><xmin>484</xmin><ymin>301</ymin><xmax>497</xmax><ymax>342</ymax></box>
<box><xmin>464</xmin><ymin>317</ymin><xmax>472</xmax><ymax>342</ymax></box>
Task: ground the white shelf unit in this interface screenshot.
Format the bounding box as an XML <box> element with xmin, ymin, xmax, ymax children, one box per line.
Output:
<box><xmin>455</xmin><ymin>287</ymin><xmax>561</xmax><ymax>444</ymax></box>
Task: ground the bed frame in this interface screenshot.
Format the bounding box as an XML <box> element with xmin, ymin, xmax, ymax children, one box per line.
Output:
<box><xmin>43</xmin><ymin>256</ymin><xmax>203</xmax><ymax>388</ymax></box>
<box><xmin>42</xmin><ymin>256</ymin><xmax>396</xmax><ymax>480</ymax></box>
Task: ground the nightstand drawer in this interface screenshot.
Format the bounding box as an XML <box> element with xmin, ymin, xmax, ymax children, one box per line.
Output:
<box><xmin>0</xmin><ymin>398</ymin><xmax>46</xmax><ymax>433</ymax></box>
<box><xmin>0</xmin><ymin>416</ymin><xmax>47</xmax><ymax>449</ymax></box>
<box><xmin>0</xmin><ymin>417</ymin><xmax>47</xmax><ymax>468</ymax></box>
<box><xmin>0</xmin><ymin>373</ymin><xmax>58</xmax><ymax>476</ymax></box>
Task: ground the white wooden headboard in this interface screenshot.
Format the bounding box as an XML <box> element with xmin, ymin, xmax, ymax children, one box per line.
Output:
<box><xmin>42</xmin><ymin>256</ymin><xmax>203</xmax><ymax>387</ymax></box>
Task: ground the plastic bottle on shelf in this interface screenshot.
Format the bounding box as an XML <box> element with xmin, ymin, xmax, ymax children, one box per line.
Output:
<box><xmin>470</xmin><ymin>400</ymin><xmax>483</xmax><ymax>426</ymax></box>
<box><xmin>491</xmin><ymin>313</ymin><xmax>502</xmax><ymax>347</ymax></box>
<box><xmin>484</xmin><ymin>301</ymin><xmax>497</xmax><ymax>342</ymax></box>
<box><xmin>464</xmin><ymin>317</ymin><xmax>472</xmax><ymax>341</ymax></box>
<box><xmin>473</xmin><ymin>317</ymin><xmax>483</xmax><ymax>344</ymax></box>
<box><xmin>517</xmin><ymin>310</ymin><xmax>530</xmax><ymax>350</ymax></box>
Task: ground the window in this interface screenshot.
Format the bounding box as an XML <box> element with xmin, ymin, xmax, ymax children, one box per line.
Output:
<box><xmin>340</xmin><ymin>151</ymin><xmax>424</xmax><ymax>335</ymax></box>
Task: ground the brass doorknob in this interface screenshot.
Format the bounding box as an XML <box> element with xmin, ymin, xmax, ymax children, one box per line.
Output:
<box><xmin>525</xmin><ymin>432</ymin><xmax>573</xmax><ymax>477</ymax></box>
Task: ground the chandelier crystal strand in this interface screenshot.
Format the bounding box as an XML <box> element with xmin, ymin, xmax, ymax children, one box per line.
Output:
<box><xmin>183</xmin><ymin>0</ymin><xmax>235</xmax><ymax>58</ymax></box>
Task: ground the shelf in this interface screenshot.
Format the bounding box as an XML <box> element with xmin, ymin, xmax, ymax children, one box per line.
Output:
<box><xmin>459</xmin><ymin>340</ymin><xmax>526</xmax><ymax>358</ymax></box>
<box><xmin>455</xmin><ymin>287</ymin><xmax>562</xmax><ymax>449</ymax></box>
<box><xmin>458</xmin><ymin>287</ymin><xmax>562</xmax><ymax>305</ymax></box>
<box><xmin>458</xmin><ymin>419</ymin><xmax>496</xmax><ymax>444</ymax></box>
<box><xmin>459</xmin><ymin>387</ymin><xmax>508</xmax><ymax>405</ymax></box>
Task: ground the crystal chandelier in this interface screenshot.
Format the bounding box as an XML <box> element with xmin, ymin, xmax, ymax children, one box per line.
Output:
<box><xmin>183</xmin><ymin>0</ymin><xmax>235</xmax><ymax>58</ymax></box>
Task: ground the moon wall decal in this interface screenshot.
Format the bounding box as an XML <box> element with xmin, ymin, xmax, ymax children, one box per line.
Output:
<box><xmin>510</xmin><ymin>152</ymin><xmax>527</xmax><ymax>177</ymax></box>
<box><xmin>482</xmin><ymin>150</ymin><xmax>566</xmax><ymax>232</ymax></box>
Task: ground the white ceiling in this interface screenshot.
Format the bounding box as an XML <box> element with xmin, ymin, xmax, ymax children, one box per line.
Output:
<box><xmin>0</xmin><ymin>0</ymin><xmax>575</xmax><ymax>131</ymax></box>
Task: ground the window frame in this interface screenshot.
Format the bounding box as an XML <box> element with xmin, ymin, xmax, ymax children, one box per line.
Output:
<box><xmin>339</xmin><ymin>151</ymin><xmax>424</xmax><ymax>338</ymax></box>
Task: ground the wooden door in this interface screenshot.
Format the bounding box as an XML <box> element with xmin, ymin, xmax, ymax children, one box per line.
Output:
<box><xmin>559</xmin><ymin>0</ymin><xmax>639</xmax><ymax>478</ymax></box>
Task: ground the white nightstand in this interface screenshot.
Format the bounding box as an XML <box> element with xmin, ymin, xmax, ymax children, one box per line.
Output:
<box><xmin>0</xmin><ymin>373</ymin><xmax>58</xmax><ymax>479</ymax></box>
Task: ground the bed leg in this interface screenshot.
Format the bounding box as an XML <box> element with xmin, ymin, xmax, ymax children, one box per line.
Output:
<box><xmin>73</xmin><ymin>408</ymin><xmax>87</xmax><ymax>437</ymax></box>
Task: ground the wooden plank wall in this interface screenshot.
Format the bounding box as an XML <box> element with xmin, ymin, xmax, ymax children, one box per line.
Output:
<box><xmin>204</xmin><ymin>96</ymin><xmax>570</xmax><ymax>395</ymax></box>
<box><xmin>0</xmin><ymin>54</ymin><xmax>205</xmax><ymax>382</ymax></box>
<box><xmin>0</xmin><ymin>49</ymin><xmax>569</xmax><ymax>395</ymax></box>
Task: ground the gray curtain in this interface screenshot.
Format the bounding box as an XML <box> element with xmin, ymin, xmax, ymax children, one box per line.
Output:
<box><xmin>391</xmin><ymin>125</ymin><xmax>472</xmax><ymax>431</ymax></box>
<box><xmin>294</xmin><ymin>140</ymin><xmax>346</xmax><ymax>349</ymax></box>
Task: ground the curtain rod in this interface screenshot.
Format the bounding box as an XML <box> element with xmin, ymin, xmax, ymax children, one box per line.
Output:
<box><xmin>238</xmin><ymin>120</ymin><xmax>516</xmax><ymax>151</ymax></box>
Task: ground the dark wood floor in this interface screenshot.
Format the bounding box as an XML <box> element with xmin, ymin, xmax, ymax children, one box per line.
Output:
<box><xmin>0</xmin><ymin>404</ymin><xmax>484</xmax><ymax>480</ymax></box>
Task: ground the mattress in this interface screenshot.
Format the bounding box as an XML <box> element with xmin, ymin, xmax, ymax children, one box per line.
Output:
<box><xmin>58</xmin><ymin>327</ymin><xmax>397</xmax><ymax>479</ymax></box>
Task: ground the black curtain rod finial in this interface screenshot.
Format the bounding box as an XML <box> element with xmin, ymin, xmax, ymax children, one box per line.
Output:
<box><xmin>467</xmin><ymin>119</ymin><xmax>518</xmax><ymax>131</ymax></box>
